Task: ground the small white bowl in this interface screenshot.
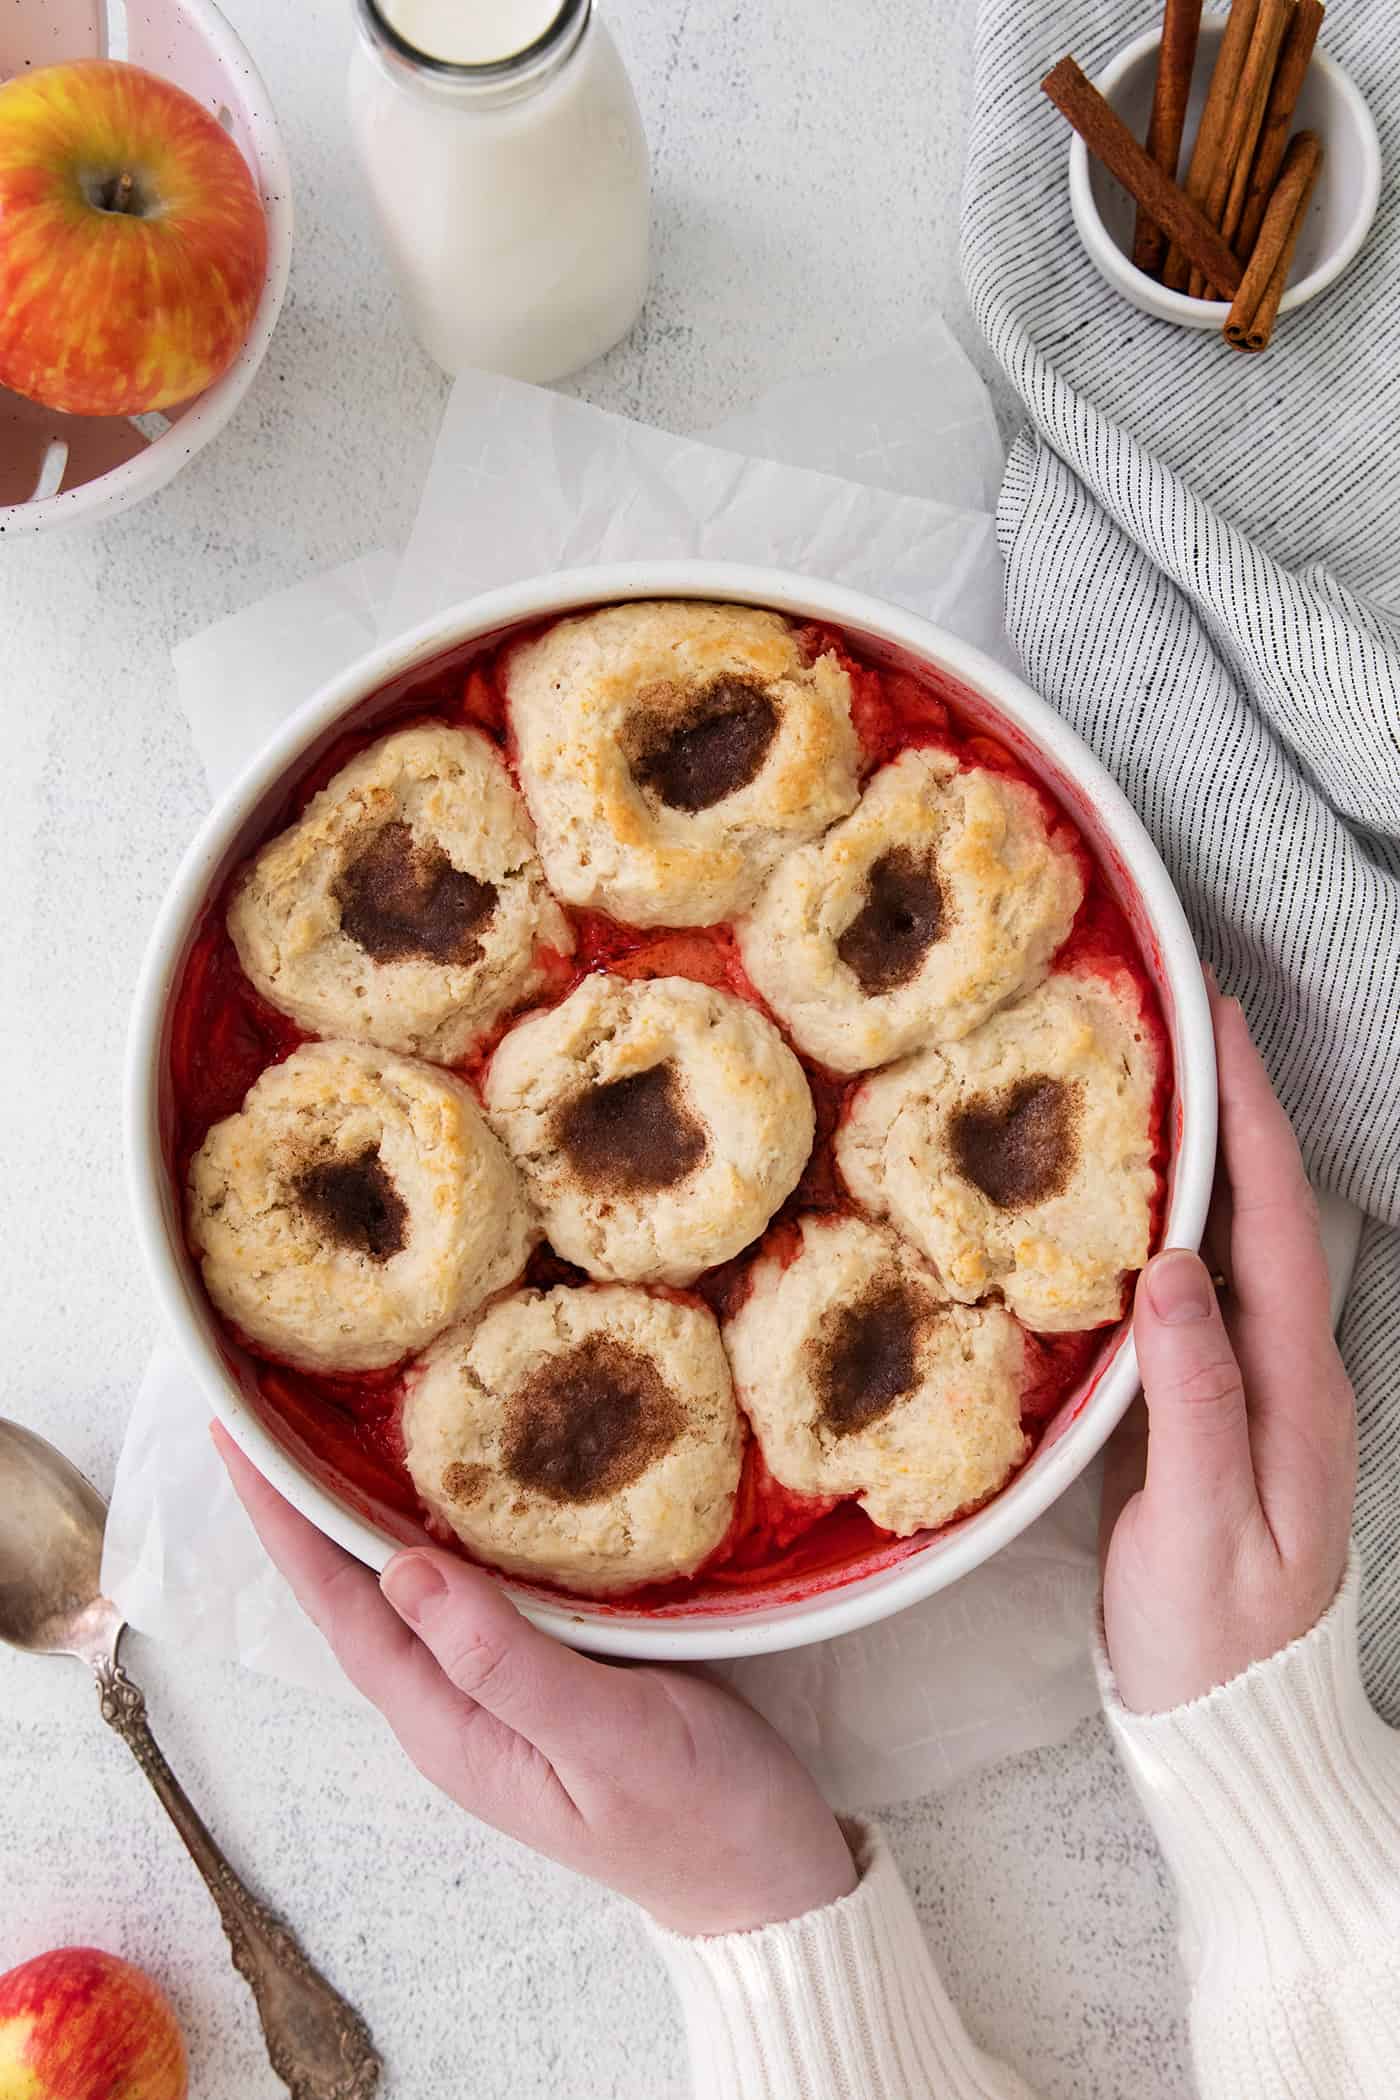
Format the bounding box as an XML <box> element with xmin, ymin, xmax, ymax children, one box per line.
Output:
<box><xmin>125</xmin><ymin>563</ymin><xmax>1217</xmax><ymax>1661</ymax></box>
<box><xmin>0</xmin><ymin>0</ymin><xmax>292</xmax><ymax>535</ymax></box>
<box><xmin>1069</xmin><ymin>18</ymin><xmax>1381</xmax><ymax>329</ymax></box>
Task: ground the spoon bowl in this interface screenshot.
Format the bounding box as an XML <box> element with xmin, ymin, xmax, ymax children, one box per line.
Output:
<box><xmin>0</xmin><ymin>1415</ymin><xmax>381</xmax><ymax>2096</ymax></box>
<box><xmin>0</xmin><ymin>1419</ymin><xmax>117</xmax><ymax>1665</ymax></box>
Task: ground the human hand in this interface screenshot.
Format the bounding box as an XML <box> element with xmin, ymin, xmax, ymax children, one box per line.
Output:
<box><xmin>1102</xmin><ymin>980</ymin><xmax>1357</xmax><ymax>1713</ymax></box>
<box><xmin>214</xmin><ymin>1426</ymin><xmax>857</xmax><ymax>1936</ymax></box>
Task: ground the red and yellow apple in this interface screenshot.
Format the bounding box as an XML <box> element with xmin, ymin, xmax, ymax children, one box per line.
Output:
<box><xmin>0</xmin><ymin>59</ymin><xmax>267</xmax><ymax>417</ymax></box>
<box><xmin>0</xmin><ymin>1947</ymin><xmax>187</xmax><ymax>2100</ymax></box>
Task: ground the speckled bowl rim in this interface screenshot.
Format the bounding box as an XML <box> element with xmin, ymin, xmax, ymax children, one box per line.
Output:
<box><xmin>0</xmin><ymin>0</ymin><xmax>293</xmax><ymax>536</ymax></box>
<box><xmin>125</xmin><ymin>561</ymin><xmax>1217</xmax><ymax>1661</ymax></box>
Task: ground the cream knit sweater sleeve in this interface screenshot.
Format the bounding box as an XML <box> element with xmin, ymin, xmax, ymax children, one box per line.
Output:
<box><xmin>649</xmin><ymin>1557</ymin><xmax>1400</xmax><ymax>2100</ymax></box>
<box><xmin>1099</xmin><ymin>1555</ymin><xmax>1400</xmax><ymax>2098</ymax></box>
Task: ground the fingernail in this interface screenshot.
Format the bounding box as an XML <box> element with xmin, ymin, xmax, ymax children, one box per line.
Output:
<box><xmin>1144</xmin><ymin>1251</ymin><xmax>1215</xmax><ymax>1325</ymax></box>
<box><xmin>382</xmin><ymin>1554</ymin><xmax>446</xmax><ymax>1623</ymax></box>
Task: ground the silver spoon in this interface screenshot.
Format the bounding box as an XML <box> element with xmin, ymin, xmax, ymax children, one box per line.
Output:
<box><xmin>0</xmin><ymin>1417</ymin><xmax>381</xmax><ymax>2100</ymax></box>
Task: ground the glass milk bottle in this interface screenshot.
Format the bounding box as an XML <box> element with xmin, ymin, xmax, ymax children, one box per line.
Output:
<box><xmin>348</xmin><ymin>0</ymin><xmax>650</xmax><ymax>383</ymax></box>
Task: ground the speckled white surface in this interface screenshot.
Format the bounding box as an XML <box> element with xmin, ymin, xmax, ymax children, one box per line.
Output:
<box><xmin>0</xmin><ymin>1</ymin><xmax>1190</xmax><ymax>2093</ymax></box>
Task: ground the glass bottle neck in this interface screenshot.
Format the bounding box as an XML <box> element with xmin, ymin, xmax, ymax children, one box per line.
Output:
<box><xmin>354</xmin><ymin>0</ymin><xmax>592</xmax><ymax>107</ymax></box>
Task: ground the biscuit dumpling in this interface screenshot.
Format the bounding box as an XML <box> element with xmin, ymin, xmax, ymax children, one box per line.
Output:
<box><xmin>228</xmin><ymin>723</ymin><xmax>572</xmax><ymax>1063</ymax></box>
<box><xmin>836</xmin><ymin>970</ymin><xmax>1160</xmax><ymax>1332</ymax></box>
<box><xmin>738</xmin><ymin>748</ymin><xmax>1084</xmax><ymax>1072</ymax></box>
<box><xmin>725</xmin><ymin>1214</ymin><xmax>1029</xmax><ymax>1535</ymax></box>
<box><xmin>404</xmin><ymin>1285</ymin><xmax>744</xmax><ymax>1593</ymax></box>
<box><xmin>187</xmin><ymin>1041</ymin><xmax>536</xmax><ymax>1373</ymax></box>
<box><xmin>483</xmin><ymin>974</ymin><xmax>815</xmax><ymax>1286</ymax></box>
<box><xmin>506</xmin><ymin>600</ymin><xmax>861</xmax><ymax>925</ymax></box>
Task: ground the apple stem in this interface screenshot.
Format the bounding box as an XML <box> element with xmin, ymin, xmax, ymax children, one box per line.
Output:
<box><xmin>101</xmin><ymin>170</ymin><xmax>138</xmax><ymax>214</ymax></box>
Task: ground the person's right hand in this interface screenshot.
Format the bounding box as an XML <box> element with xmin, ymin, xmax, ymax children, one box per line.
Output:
<box><xmin>1102</xmin><ymin>980</ymin><xmax>1357</xmax><ymax>1714</ymax></box>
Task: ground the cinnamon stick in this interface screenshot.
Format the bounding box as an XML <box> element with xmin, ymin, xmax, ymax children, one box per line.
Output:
<box><xmin>1234</xmin><ymin>0</ymin><xmax>1324</xmax><ymax>257</ymax></box>
<box><xmin>1162</xmin><ymin>0</ymin><xmax>1260</xmax><ymax>291</ymax></box>
<box><xmin>1042</xmin><ymin>56</ymin><xmax>1245</xmax><ymax>298</ymax></box>
<box><xmin>1132</xmin><ymin>0</ymin><xmax>1206</xmax><ymax>278</ymax></box>
<box><xmin>1190</xmin><ymin>0</ymin><xmax>1292</xmax><ymax>297</ymax></box>
<box><xmin>1224</xmin><ymin>128</ymin><xmax>1323</xmax><ymax>350</ymax></box>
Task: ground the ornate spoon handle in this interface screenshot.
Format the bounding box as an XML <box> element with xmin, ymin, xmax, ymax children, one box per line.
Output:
<box><xmin>97</xmin><ymin>1658</ymin><xmax>381</xmax><ymax>2100</ymax></box>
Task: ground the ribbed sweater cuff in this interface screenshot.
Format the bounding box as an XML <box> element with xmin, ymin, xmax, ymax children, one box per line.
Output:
<box><xmin>1099</xmin><ymin>1552</ymin><xmax>1400</xmax><ymax>1990</ymax></box>
<box><xmin>647</xmin><ymin>1820</ymin><xmax>1034</xmax><ymax>2100</ymax></box>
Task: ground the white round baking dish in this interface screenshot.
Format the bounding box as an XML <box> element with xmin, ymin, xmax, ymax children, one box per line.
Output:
<box><xmin>125</xmin><ymin>561</ymin><xmax>1217</xmax><ymax>1660</ymax></box>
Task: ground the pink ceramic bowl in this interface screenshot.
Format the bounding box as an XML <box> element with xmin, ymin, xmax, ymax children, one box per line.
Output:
<box><xmin>125</xmin><ymin>562</ymin><xmax>1217</xmax><ymax>1660</ymax></box>
<box><xmin>0</xmin><ymin>0</ymin><xmax>292</xmax><ymax>533</ymax></box>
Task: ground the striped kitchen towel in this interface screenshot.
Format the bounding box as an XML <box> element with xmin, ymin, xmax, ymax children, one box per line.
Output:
<box><xmin>961</xmin><ymin>1</ymin><xmax>1400</xmax><ymax>1712</ymax></box>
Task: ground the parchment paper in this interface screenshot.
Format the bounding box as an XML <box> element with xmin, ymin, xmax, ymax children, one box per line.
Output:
<box><xmin>106</xmin><ymin>330</ymin><xmax>1126</xmax><ymax>1807</ymax></box>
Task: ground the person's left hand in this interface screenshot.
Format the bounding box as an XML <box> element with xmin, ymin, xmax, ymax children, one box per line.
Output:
<box><xmin>214</xmin><ymin>1425</ymin><xmax>857</xmax><ymax>1937</ymax></box>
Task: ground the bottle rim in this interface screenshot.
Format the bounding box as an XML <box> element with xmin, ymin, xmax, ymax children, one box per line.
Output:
<box><xmin>355</xmin><ymin>0</ymin><xmax>591</xmax><ymax>95</ymax></box>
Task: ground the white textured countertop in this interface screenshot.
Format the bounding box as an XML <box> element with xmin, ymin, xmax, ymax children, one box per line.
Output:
<box><xmin>0</xmin><ymin>1</ymin><xmax>1191</xmax><ymax>2092</ymax></box>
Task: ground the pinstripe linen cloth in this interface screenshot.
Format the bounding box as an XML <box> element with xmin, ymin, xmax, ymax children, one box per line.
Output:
<box><xmin>961</xmin><ymin>2</ymin><xmax>1400</xmax><ymax>1712</ymax></box>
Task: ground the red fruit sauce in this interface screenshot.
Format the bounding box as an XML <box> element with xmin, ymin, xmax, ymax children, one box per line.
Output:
<box><xmin>166</xmin><ymin>615</ymin><xmax>1170</xmax><ymax>1614</ymax></box>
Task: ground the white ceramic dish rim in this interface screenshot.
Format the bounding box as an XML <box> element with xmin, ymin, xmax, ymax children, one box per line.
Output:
<box><xmin>0</xmin><ymin>0</ymin><xmax>294</xmax><ymax>537</ymax></box>
<box><xmin>125</xmin><ymin>560</ymin><xmax>1217</xmax><ymax>1660</ymax></box>
<box><xmin>1068</xmin><ymin>24</ymin><xmax>1382</xmax><ymax>325</ymax></box>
